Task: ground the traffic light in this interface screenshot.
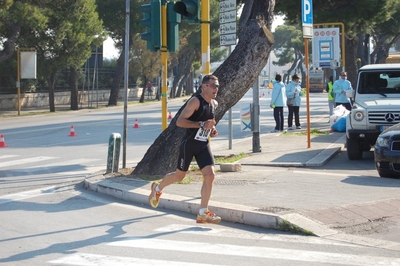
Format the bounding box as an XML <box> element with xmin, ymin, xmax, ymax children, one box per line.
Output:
<box><xmin>140</xmin><ymin>0</ymin><xmax>162</xmax><ymax>52</ymax></box>
<box><xmin>167</xmin><ymin>1</ymin><xmax>181</xmax><ymax>52</ymax></box>
<box><xmin>173</xmin><ymin>0</ymin><xmax>200</xmax><ymax>24</ymax></box>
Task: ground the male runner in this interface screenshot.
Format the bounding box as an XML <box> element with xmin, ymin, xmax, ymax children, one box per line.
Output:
<box><xmin>148</xmin><ymin>74</ymin><xmax>221</xmax><ymax>224</ymax></box>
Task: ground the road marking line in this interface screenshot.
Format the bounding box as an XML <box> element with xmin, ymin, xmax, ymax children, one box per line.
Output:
<box><xmin>12</xmin><ymin>158</ymin><xmax>102</xmax><ymax>173</ymax></box>
<box><xmin>49</xmin><ymin>253</ymin><xmax>217</xmax><ymax>266</ymax></box>
<box><xmin>294</xmin><ymin>170</ymin><xmax>350</xmax><ymax>177</ymax></box>
<box><xmin>0</xmin><ymin>186</ymin><xmax>57</xmax><ymax>205</ymax></box>
<box><xmin>108</xmin><ymin>237</ymin><xmax>400</xmax><ymax>265</ymax></box>
<box><xmin>0</xmin><ymin>156</ymin><xmax>56</xmax><ymax>168</ymax></box>
<box><xmin>0</xmin><ymin>155</ymin><xmax>19</xmax><ymax>159</ymax></box>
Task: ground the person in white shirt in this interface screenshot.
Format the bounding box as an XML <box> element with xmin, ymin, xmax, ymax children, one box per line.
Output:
<box><xmin>333</xmin><ymin>71</ymin><xmax>353</xmax><ymax>111</ymax></box>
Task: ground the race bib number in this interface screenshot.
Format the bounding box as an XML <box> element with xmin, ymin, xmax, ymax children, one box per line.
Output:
<box><xmin>194</xmin><ymin>128</ymin><xmax>211</xmax><ymax>142</ymax></box>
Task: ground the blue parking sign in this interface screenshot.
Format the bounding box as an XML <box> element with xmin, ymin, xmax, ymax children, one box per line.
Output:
<box><xmin>302</xmin><ymin>0</ymin><xmax>313</xmax><ymax>25</ymax></box>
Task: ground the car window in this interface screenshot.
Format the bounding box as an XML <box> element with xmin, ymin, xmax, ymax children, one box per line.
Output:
<box><xmin>359</xmin><ymin>71</ymin><xmax>400</xmax><ymax>94</ymax></box>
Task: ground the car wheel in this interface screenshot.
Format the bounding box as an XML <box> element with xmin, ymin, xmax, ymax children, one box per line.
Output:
<box><xmin>347</xmin><ymin>137</ymin><xmax>363</xmax><ymax>160</ymax></box>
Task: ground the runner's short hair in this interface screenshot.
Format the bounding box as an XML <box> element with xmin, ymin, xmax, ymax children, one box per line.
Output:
<box><xmin>202</xmin><ymin>74</ymin><xmax>218</xmax><ymax>84</ymax></box>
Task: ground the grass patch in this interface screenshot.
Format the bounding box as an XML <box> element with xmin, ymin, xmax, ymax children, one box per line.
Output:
<box><xmin>277</xmin><ymin>219</ymin><xmax>315</xmax><ymax>236</ymax></box>
<box><xmin>214</xmin><ymin>152</ymin><xmax>248</xmax><ymax>163</ymax></box>
<box><xmin>283</xmin><ymin>128</ymin><xmax>329</xmax><ymax>136</ymax></box>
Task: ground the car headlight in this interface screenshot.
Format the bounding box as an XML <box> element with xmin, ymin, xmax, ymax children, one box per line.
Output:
<box><xmin>376</xmin><ymin>136</ymin><xmax>389</xmax><ymax>148</ymax></box>
<box><xmin>353</xmin><ymin>111</ymin><xmax>364</xmax><ymax>122</ymax></box>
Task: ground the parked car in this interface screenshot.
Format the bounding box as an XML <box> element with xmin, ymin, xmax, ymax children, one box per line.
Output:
<box><xmin>374</xmin><ymin>123</ymin><xmax>400</xmax><ymax>178</ymax></box>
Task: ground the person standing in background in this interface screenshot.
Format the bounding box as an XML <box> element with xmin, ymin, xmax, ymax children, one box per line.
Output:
<box><xmin>146</xmin><ymin>81</ymin><xmax>153</xmax><ymax>99</ymax></box>
<box><xmin>270</xmin><ymin>73</ymin><xmax>286</xmax><ymax>132</ymax></box>
<box><xmin>326</xmin><ymin>76</ymin><xmax>334</xmax><ymax>116</ymax></box>
<box><xmin>333</xmin><ymin>71</ymin><xmax>353</xmax><ymax>111</ymax></box>
<box><xmin>286</xmin><ymin>74</ymin><xmax>302</xmax><ymax>130</ymax></box>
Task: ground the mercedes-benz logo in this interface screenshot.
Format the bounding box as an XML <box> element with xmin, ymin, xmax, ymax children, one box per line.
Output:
<box><xmin>385</xmin><ymin>113</ymin><xmax>395</xmax><ymax>122</ymax></box>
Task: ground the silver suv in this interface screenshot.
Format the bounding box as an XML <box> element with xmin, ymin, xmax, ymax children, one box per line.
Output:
<box><xmin>346</xmin><ymin>64</ymin><xmax>400</xmax><ymax>160</ymax></box>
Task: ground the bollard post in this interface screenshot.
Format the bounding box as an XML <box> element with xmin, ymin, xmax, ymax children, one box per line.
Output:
<box><xmin>106</xmin><ymin>133</ymin><xmax>121</xmax><ymax>173</ymax></box>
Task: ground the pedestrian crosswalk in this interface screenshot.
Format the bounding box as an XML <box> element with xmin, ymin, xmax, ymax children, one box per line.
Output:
<box><xmin>0</xmin><ymin>154</ymin><xmax>103</xmax><ymax>176</ymax></box>
<box><xmin>48</xmin><ymin>224</ymin><xmax>400</xmax><ymax>266</ymax></box>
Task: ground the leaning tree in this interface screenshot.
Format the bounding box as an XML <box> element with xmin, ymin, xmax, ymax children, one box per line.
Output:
<box><xmin>132</xmin><ymin>0</ymin><xmax>275</xmax><ymax>176</ymax></box>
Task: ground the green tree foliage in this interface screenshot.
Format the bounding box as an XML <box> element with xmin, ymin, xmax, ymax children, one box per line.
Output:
<box><xmin>96</xmin><ymin>0</ymin><xmax>145</xmax><ymax>106</ymax></box>
<box><xmin>22</xmin><ymin>0</ymin><xmax>105</xmax><ymax>111</ymax></box>
<box><xmin>0</xmin><ymin>0</ymin><xmax>48</xmax><ymax>62</ymax></box>
<box><xmin>369</xmin><ymin>3</ymin><xmax>400</xmax><ymax>63</ymax></box>
<box><xmin>0</xmin><ymin>0</ymin><xmax>104</xmax><ymax>111</ymax></box>
<box><xmin>0</xmin><ymin>0</ymin><xmax>13</xmax><ymax>9</ymax></box>
<box><xmin>272</xmin><ymin>25</ymin><xmax>305</xmax><ymax>84</ymax></box>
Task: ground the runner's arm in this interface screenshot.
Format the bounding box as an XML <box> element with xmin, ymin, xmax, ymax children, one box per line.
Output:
<box><xmin>176</xmin><ymin>97</ymin><xmax>201</xmax><ymax>128</ymax></box>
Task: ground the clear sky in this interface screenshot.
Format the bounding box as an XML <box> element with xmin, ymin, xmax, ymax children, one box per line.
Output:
<box><xmin>103</xmin><ymin>37</ymin><xmax>119</xmax><ymax>59</ymax></box>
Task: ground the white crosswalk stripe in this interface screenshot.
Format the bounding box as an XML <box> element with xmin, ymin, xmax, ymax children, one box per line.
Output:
<box><xmin>49</xmin><ymin>253</ymin><xmax>216</xmax><ymax>266</ymax></box>
<box><xmin>108</xmin><ymin>237</ymin><xmax>400</xmax><ymax>266</ymax></box>
<box><xmin>0</xmin><ymin>186</ymin><xmax>57</xmax><ymax>204</ymax></box>
<box><xmin>0</xmin><ymin>155</ymin><xmax>103</xmax><ymax>175</ymax></box>
<box><xmin>11</xmin><ymin>158</ymin><xmax>102</xmax><ymax>173</ymax></box>
<box><xmin>0</xmin><ymin>156</ymin><xmax>56</xmax><ymax>168</ymax></box>
<box><xmin>49</xmin><ymin>224</ymin><xmax>400</xmax><ymax>266</ymax></box>
<box><xmin>0</xmin><ymin>155</ymin><xmax>19</xmax><ymax>159</ymax></box>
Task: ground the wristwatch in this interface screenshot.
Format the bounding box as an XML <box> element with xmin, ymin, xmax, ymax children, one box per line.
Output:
<box><xmin>199</xmin><ymin>121</ymin><xmax>205</xmax><ymax>128</ymax></box>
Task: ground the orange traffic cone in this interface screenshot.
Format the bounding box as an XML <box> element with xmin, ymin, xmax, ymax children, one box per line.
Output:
<box><xmin>68</xmin><ymin>125</ymin><xmax>77</xmax><ymax>136</ymax></box>
<box><xmin>168</xmin><ymin>111</ymin><xmax>172</xmax><ymax>120</ymax></box>
<box><xmin>133</xmin><ymin>119</ymin><xmax>140</xmax><ymax>128</ymax></box>
<box><xmin>0</xmin><ymin>134</ymin><xmax>7</xmax><ymax>147</ymax></box>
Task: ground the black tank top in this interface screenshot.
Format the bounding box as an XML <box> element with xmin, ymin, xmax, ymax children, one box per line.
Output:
<box><xmin>185</xmin><ymin>94</ymin><xmax>215</xmax><ymax>140</ymax></box>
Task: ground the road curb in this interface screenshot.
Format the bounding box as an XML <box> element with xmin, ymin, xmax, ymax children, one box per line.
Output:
<box><xmin>83</xmin><ymin>175</ymin><xmax>352</xmax><ymax>239</ymax></box>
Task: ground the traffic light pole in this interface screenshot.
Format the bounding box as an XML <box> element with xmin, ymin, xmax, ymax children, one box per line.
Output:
<box><xmin>200</xmin><ymin>0</ymin><xmax>210</xmax><ymax>75</ymax></box>
<box><xmin>161</xmin><ymin>0</ymin><xmax>168</xmax><ymax>130</ymax></box>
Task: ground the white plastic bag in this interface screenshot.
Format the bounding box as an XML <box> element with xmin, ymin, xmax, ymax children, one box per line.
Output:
<box><xmin>330</xmin><ymin>105</ymin><xmax>350</xmax><ymax>127</ymax></box>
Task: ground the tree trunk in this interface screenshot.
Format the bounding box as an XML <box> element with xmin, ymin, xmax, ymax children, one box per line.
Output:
<box><xmin>108</xmin><ymin>52</ymin><xmax>124</xmax><ymax>106</ymax></box>
<box><xmin>139</xmin><ymin>76</ymin><xmax>147</xmax><ymax>103</ymax></box>
<box><xmin>47</xmin><ymin>73</ymin><xmax>56</xmax><ymax>112</ymax></box>
<box><xmin>345</xmin><ymin>36</ymin><xmax>359</xmax><ymax>89</ymax></box>
<box><xmin>70</xmin><ymin>67</ymin><xmax>79</xmax><ymax>110</ymax></box>
<box><xmin>170</xmin><ymin>45</ymin><xmax>196</xmax><ymax>98</ymax></box>
<box><xmin>133</xmin><ymin>0</ymin><xmax>275</xmax><ymax>176</ymax></box>
<box><xmin>108</xmin><ymin>34</ymin><xmax>133</xmax><ymax>106</ymax></box>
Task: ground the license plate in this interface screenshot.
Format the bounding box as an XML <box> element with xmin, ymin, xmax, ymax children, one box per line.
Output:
<box><xmin>380</xmin><ymin>126</ymin><xmax>391</xmax><ymax>132</ymax></box>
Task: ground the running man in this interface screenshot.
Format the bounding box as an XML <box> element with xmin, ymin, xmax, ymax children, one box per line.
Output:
<box><xmin>148</xmin><ymin>74</ymin><xmax>221</xmax><ymax>224</ymax></box>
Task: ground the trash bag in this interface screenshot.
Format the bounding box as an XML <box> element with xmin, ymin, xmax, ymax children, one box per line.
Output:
<box><xmin>330</xmin><ymin>105</ymin><xmax>350</xmax><ymax>127</ymax></box>
<box><xmin>331</xmin><ymin>116</ymin><xmax>346</xmax><ymax>132</ymax></box>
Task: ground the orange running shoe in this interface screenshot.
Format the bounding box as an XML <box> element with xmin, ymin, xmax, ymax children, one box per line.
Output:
<box><xmin>148</xmin><ymin>182</ymin><xmax>162</xmax><ymax>208</ymax></box>
<box><xmin>196</xmin><ymin>210</ymin><xmax>221</xmax><ymax>224</ymax></box>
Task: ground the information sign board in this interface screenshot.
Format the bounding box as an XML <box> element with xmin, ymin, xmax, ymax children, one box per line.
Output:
<box><xmin>220</xmin><ymin>0</ymin><xmax>237</xmax><ymax>46</ymax></box>
<box><xmin>312</xmin><ymin>28</ymin><xmax>340</xmax><ymax>68</ymax></box>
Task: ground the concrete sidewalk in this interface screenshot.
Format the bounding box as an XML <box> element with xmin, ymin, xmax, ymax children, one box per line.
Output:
<box><xmin>84</xmin><ymin>130</ymin><xmax>400</xmax><ymax>251</ymax></box>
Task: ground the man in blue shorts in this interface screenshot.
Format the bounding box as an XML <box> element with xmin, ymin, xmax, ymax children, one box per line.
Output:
<box><xmin>148</xmin><ymin>74</ymin><xmax>221</xmax><ymax>224</ymax></box>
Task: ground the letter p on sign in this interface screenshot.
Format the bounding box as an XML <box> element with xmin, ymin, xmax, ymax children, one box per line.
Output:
<box><xmin>302</xmin><ymin>0</ymin><xmax>313</xmax><ymax>25</ymax></box>
<box><xmin>302</xmin><ymin>0</ymin><xmax>313</xmax><ymax>38</ymax></box>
